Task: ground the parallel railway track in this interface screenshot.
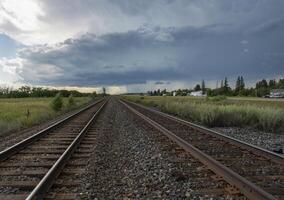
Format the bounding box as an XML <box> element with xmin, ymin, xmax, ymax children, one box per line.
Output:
<box><xmin>0</xmin><ymin>99</ymin><xmax>107</xmax><ymax>200</ymax></box>
<box><xmin>120</xmin><ymin>98</ymin><xmax>284</xmax><ymax>200</ymax></box>
<box><xmin>0</xmin><ymin>97</ymin><xmax>282</xmax><ymax>199</ymax></box>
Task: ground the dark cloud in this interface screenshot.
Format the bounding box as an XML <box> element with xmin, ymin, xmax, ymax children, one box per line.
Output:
<box><xmin>2</xmin><ymin>0</ymin><xmax>284</xmax><ymax>88</ymax></box>
<box><xmin>15</xmin><ymin>20</ymin><xmax>284</xmax><ymax>86</ymax></box>
<box><xmin>155</xmin><ymin>81</ymin><xmax>165</xmax><ymax>85</ymax></box>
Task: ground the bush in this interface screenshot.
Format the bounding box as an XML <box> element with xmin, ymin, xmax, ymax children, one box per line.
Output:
<box><xmin>123</xmin><ymin>95</ymin><xmax>284</xmax><ymax>133</ymax></box>
<box><xmin>50</xmin><ymin>93</ymin><xmax>63</xmax><ymax>111</ymax></box>
<box><xmin>256</xmin><ymin>108</ymin><xmax>284</xmax><ymax>132</ymax></box>
<box><xmin>67</xmin><ymin>94</ymin><xmax>75</xmax><ymax>108</ymax></box>
<box><xmin>91</xmin><ymin>92</ymin><xmax>97</xmax><ymax>100</ymax></box>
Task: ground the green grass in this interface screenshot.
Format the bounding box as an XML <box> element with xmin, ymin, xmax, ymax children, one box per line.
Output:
<box><xmin>0</xmin><ymin>97</ymin><xmax>92</xmax><ymax>135</ymax></box>
<box><xmin>123</xmin><ymin>95</ymin><xmax>284</xmax><ymax>133</ymax></box>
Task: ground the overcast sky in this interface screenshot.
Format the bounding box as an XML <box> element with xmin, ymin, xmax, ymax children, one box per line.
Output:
<box><xmin>0</xmin><ymin>0</ymin><xmax>284</xmax><ymax>94</ymax></box>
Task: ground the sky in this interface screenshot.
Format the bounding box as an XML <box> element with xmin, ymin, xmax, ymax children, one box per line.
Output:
<box><xmin>0</xmin><ymin>0</ymin><xmax>284</xmax><ymax>94</ymax></box>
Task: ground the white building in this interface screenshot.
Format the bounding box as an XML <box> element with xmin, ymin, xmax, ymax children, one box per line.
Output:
<box><xmin>270</xmin><ymin>89</ymin><xmax>284</xmax><ymax>98</ymax></box>
<box><xmin>189</xmin><ymin>91</ymin><xmax>205</xmax><ymax>97</ymax></box>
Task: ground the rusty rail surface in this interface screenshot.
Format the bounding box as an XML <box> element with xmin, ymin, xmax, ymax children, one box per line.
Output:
<box><xmin>26</xmin><ymin>99</ymin><xmax>108</xmax><ymax>200</ymax></box>
<box><xmin>0</xmin><ymin>99</ymin><xmax>107</xmax><ymax>200</ymax></box>
<box><xmin>123</xmin><ymin>99</ymin><xmax>284</xmax><ymax>164</ymax></box>
<box><xmin>0</xmin><ymin>98</ymin><xmax>104</xmax><ymax>162</ymax></box>
<box><xmin>120</xmin><ymin>99</ymin><xmax>278</xmax><ymax>200</ymax></box>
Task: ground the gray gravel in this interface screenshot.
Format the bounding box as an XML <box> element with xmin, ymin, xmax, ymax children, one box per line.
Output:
<box><xmin>213</xmin><ymin>127</ymin><xmax>284</xmax><ymax>153</ymax></box>
<box><xmin>149</xmin><ymin>104</ymin><xmax>284</xmax><ymax>155</ymax></box>
<box><xmin>79</xmin><ymin>99</ymin><xmax>238</xmax><ymax>199</ymax></box>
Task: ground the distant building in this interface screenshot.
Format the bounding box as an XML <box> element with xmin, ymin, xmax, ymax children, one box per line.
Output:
<box><xmin>189</xmin><ymin>91</ymin><xmax>205</xmax><ymax>97</ymax></box>
<box><xmin>270</xmin><ymin>89</ymin><xmax>284</xmax><ymax>98</ymax></box>
<box><xmin>173</xmin><ymin>91</ymin><xmax>177</xmax><ymax>96</ymax></box>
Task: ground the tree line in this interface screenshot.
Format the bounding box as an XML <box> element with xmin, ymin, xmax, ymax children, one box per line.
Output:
<box><xmin>0</xmin><ymin>86</ymin><xmax>97</xmax><ymax>98</ymax></box>
<box><xmin>147</xmin><ymin>77</ymin><xmax>284</xmax><ymax>97</ymax></box>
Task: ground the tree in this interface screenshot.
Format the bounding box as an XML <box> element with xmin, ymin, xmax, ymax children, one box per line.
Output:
<box><xmin>91</xmin><ymin>91</ymin><xmax>97</xmax><ymax>100</ymax></box>
<box><xmin>201</xmin><ymin>80</ymin><xmax>206</xmax><ymax>94</ymax></box>
<box><xmin>240</xmin><ymin>76</ymin><xmax>245</xmax><ymax>90</ymax></box>
<box><xmin>256</xmin><ymin>79</ymin><xmax>269</xmax><ymax>97</ymax></box>
<box><xmin>102</xmin><ymin>87</ymin><xmax>106</xmax><ymax>96</ymax></box>
<box><xmin>194</xmin><ymin>84</ymin><xmax>201</xmax><ymax>91</ymax></box>
<box><xmin>278</xmin><ymin>79</ymin><xmax>284</xmax><ymax>88</ymax></box>
<box><xmin>176</xmin><ymin>89</ymin><xmax>182</xmax><ymax>96</ymax></box>
<box><xmin>269</xmin><ymin>79</ymin><xmax>276</xmax><ymax>89</ymax></box>
<box><xmin>235</xmin><ymin>76</ymin><xmax>245</xmax><ymax>95</ymax></box>
<box><xmin>157</xmin><ymin>89</ymin><xmax>161</xmax><ymax>95</ymax></box>
<box><xmin>235</xmin><ymin>76</ymin><xmax>241</xmax><ymax>94</ymax></box>
<box><xmin>256</xmin><ymin>79</ymin><xmax>268</xmax><ymax>89</ymax></box>
<box><xmin>50</xmin><ymin>93</ymin><xmax>63</xmax><ymax>111</ymax></box>
<box><xmin>220</xmin><ymin>80</ymin><xmax>224</xmax><ymax>88</ymax></box>
<box><xmin>223</xmin><ymin>77</ymin><xmax>229</xmax><ymax>93</ymax></box>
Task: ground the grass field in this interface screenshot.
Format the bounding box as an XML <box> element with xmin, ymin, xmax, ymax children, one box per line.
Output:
<box><xmin>123</xmin><ymin>95</ymin><xmax>284</xmax><ymax>133</ymax></box>
<box><xmin>0</xmin><ymin>97</ymin><xmax>91</xmax><ymax>135</ymax></box>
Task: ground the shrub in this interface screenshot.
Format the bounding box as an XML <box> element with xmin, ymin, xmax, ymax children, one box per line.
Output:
<box><xmin>123</xmin><ymin>95</ymin><xmax>284</xmax><ymax>133</ymax></box>
<box><xmin>91</xmin><ymin>92</ymin><xmax>97</xmax><ymax>100</ymax></box>
<box><xmin>50</xmin><ymin>93</ymin><xmax>63</xmax><ymax>111</ymax></box>
<box><xmin>256</xmin><ymin>108</ymin><xmax>284</xmax><ymax>132</ymax></box>
<box><xmin>67</xmin><ymin>94</ymin><xmax>75</xmax><ymax>108</ymax></box>
<box><xmin>199</xmin><ymin>108</ymin><xmax>220</xmax><ymax>127</ymax></box>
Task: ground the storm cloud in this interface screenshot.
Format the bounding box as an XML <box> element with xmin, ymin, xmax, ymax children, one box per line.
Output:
<box><xmin>1</xmin><ymin>0</ymin><xmax>284</xmax><ymax>91</ymax></box>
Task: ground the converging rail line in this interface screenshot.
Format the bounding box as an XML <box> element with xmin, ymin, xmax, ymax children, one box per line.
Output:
<box><xmin>0</xmin><ymin>97</ymin><xmax>282</xmax><ymax>199</ymax></box>
<box><xmin>120</xmin><ymin>98</ymin><xmax>284</xmax><ymax>200</ymax></box>
<box><xmin>0</xmin><ymin>98</ymin><xmax>108</xmax><ymax>200</ymax></box>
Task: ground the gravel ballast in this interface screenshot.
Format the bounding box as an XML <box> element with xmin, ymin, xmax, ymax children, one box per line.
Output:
<box><xmin>213</xmin><ymin>127</ymin><xmax>284</xmax><ymax>153</ymax></box>
<box><xmin>146</xmin><ymin>104</ymin><xmax>284</xmax><ymax>154</ymax></box>
<box><xmin>79</xmin><ymin>99</ymin><xmax>237</xmax><ymax>199</ymax></box>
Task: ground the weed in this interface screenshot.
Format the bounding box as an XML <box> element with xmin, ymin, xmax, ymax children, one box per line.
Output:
<box><xmin>50</xmin><ymin>93</ymin><xmax>63</xmax><ymax>111</ymax></box>
<box><xmin>123</xmin><ymin>95</ymin><xmax>284</xmax><ymax>133</ymax></box>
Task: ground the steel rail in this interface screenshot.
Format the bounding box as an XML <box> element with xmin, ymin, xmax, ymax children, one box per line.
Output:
<box><xmin>0</xmin><ymin>98</ymin><xmax>104</xmax><ymax>162</ymax></box>
<box><xmin>120</xmin><ymin>99</ymin><xmax>276</xmax><ymax>200</ymax></box>
<box><xmin>26</xmin><ymin>99</ymin><xmax>108</xmax><ymax>200</ymax></box>
<box><xmin>122</xmin><ymin>99</ymin><xmax>284</xmax><ymax>165</ymax></box>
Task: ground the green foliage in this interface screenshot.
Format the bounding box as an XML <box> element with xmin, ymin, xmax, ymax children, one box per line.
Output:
<box><xmin>102</xmin><ymin>87</ymin><xmax>106</xmax><ymax>96</ymax></box>
<box><xmin>50</xmin><ymin>93</ymin><xmax>63</xmax><ymax>111</ymax></box>
<box><xmin>67</xmin><ymin>94</ymin><xmax>75</xmax><ymax>108</ymax></box>
<box><xmin>256</xmin><ymin>109</ymin><xmax>284</xmax><ymax>132</ymax></box>
<box><xmin>124</xmin><ymin>95</ymin><xmax>284</xmax><ymax>133</ymax></box>
<box><xmin>0</xmin><ymin>86</ymin><xmax>93</xmax><ymax>98</ymax></box>
<box><xmin>194</xmin><ymin>84</ymin><xmax>201</xmax><ymax>91</ymax></box>
<box><xmin>0</xmin><ymin>97</ymin><xmax>91</xmax><ymax>135</ymax></box>
<box><xmin>201</xmin><ymin>80</ymin><xmax>206</xmax><ymax>94</ymax></box>
<box><xmin>223</xmin><ymin>77</ymin><xmax>229</xmax><ymax>93</ymax></box>
<box><xmin>255</xmin><ymin>79</ymin><xmax>269</xmax><ymax>97</ymax></box>
<box><xmin>91</xmin><ymin>91</ymin><xmax>97</xmax><ymax>100</ymax></box>
<box><xmin>147</xmin><ymin>77</ymin><xmax>284</xmax><ymax>98</ymax></box>
<box><xmin>235</xmin><ymin>76</ymin><xmax>245</xmax><ymax>95</ymax></box>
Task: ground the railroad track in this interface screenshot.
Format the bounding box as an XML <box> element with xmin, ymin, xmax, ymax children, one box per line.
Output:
<box><xmin>0</xmin><ymin>98</ymin><xmax>107</xmax><ymax>200</ymax></box>
<box><xmin>120</xmin><ymin>98</ymin><xmax>284</xmax><ymax>200</ymax></box>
